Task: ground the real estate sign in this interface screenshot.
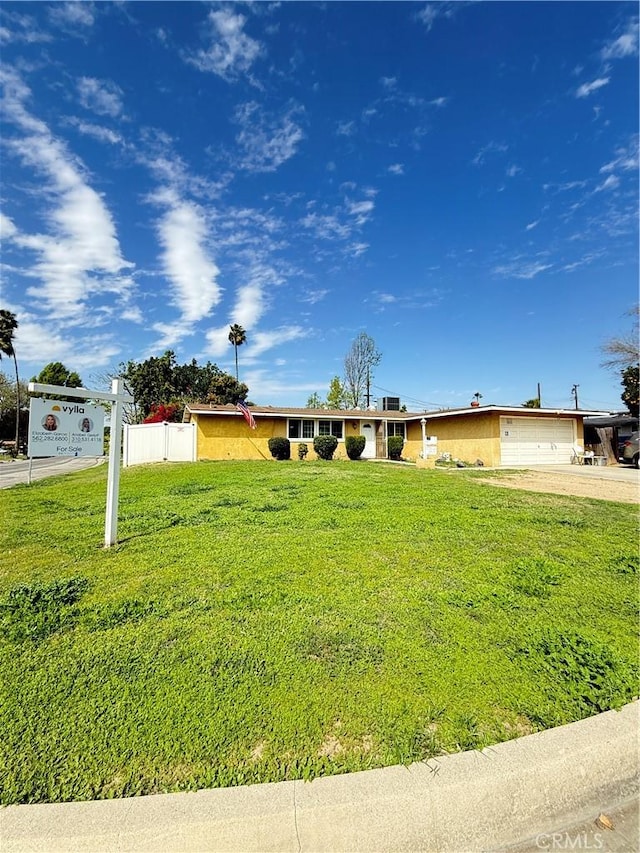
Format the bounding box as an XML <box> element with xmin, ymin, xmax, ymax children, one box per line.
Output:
<box><xmin>28</xmin><ymin>398</ymin><xmax>105</xmax><ymax>458</ymax></box>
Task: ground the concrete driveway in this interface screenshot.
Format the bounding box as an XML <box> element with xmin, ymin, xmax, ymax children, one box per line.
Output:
<box><xmin>0</xmin><ymin>456</ymin><xmax>105</xmax><ymax>489</ymax></box>
<box><xmin>532</xmin><ymin>463</ymin><xmax>640</xmax><ymax>484</ymax></box>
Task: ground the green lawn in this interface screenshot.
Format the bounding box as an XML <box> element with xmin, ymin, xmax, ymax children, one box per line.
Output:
<box><xmin>0</xmin><ymin>460</ymin><xmax>637</xmax><ymax>804</ymax></box>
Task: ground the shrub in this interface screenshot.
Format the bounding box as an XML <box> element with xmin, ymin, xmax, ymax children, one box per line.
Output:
<box><xmin>388</xmin><ymin>435</ymin><xmax>404</xmax><ymax>460</ymax></box>
<box><xmin>267</xmin><ymin>437</ymin><xmax>291</xmax><ymax>460</ymax></box>
<box><xmin>313</xmin><ymin>435</ymin><xmax>338</xmax><ymax>460</ymax></box>
<box><xmin>298</xmin><ymin>442</ymin><xmax>309</xmax><ymax>460</ymax></box>
<box><xmin>345</xmin><ymin>435</ymin><xmax>366</xmax><ymax>460</ymax></box>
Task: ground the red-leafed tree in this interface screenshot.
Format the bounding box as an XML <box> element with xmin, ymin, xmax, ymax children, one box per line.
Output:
<box><xmin>143</xmin><ymin>403</ymin><xmax>180</xmax><ymax>423</ymax></box>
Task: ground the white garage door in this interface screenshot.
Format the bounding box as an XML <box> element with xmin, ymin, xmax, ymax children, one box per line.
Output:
<box><xmin>500</xmin><ymin>417</ymin><xmax>576</xmax><ymax>465</ymax></box>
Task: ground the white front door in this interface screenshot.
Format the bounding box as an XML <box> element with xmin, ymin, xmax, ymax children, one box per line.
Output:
<box><xmin>360</xmin><ymin>421</ymin><xmax>376</xmax><ymax>458</ymax></box>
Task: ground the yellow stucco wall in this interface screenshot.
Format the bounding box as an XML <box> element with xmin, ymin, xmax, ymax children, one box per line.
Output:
<box><xmin>421</xmin><ymin>412</ymin><xmax>502</xmax><ymax>466</ymax></box>
<box><xmin>194</xmin><ymin>414</ymin><xmax>358</xmax><ymax>461</ymax></box>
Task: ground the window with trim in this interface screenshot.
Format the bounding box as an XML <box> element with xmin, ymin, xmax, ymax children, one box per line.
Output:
<box><xmin>287</xmin><ymin>419</ymin><xmax>344</xmax><ymax>440</ymax></box>
<box><xmin>387</xmin><ymin>421</ymin><xmax>406</xmax><ymax>438</ymax></box>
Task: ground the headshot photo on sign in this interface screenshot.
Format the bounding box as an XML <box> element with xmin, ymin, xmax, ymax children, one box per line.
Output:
<box><xmin>43</xmin><ymin>414</ymin><xmax>58</xmax><ymax>431</ymax></box>
<box><xmin>80</xmin><ymin>417</ymin><xmax>92</xmax><ymax>432</ymax></box>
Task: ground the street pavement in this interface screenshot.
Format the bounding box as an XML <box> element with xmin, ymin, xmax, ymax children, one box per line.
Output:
<box><xmin>0</xmin><ymin>455</ymin><xmax>104</xmax><ymax>488</ymax></box>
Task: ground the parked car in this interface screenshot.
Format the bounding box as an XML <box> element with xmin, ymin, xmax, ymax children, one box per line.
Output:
<box><xmin>620</xmin><ymin>431</ymin><xmax>639</xmax><ymax>467</ymax></box>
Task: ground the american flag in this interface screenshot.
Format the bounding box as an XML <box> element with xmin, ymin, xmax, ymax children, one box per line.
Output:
<box><xmin>236</xmin><ymin>400</ymin><xmax>257</xmax><ymax>429</ymax></box>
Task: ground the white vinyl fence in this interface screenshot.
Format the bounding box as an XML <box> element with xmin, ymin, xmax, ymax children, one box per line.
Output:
<box><xmin>123</xmin><ymin>422</ymin><xmax>196</xmax><ymax>467</ymax></box>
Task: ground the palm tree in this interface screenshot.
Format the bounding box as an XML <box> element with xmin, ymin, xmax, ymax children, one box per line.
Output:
<box><xmin>0</xmin><ymin>310</ymin><xmax>20</xmax><ymax>454</ymax></box>
<box><xmin>228</xmin><ymin>324</ymin><xmax>246</xmax><ymax>382</ymax></box>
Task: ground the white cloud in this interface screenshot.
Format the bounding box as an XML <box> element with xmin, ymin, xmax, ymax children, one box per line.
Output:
<box><xmin>156</xmin><ymin>198</ymin><xmax>221</xmax><ymax>324</ymax></box>
<box><xmin>575</xmin><ymin>77</ymin><xmax>610</xmax><ymax>98</ymax></box>
<box><xmin>77</xmin><ymin>77</ymin><xmax>124</xmax><ymax>118</ymax></box>
<box><xmin>600</xmin><ymin>136</ymin><xmax>639</xmax><ymax>173</ymax></box>
<box><xmin>1</xmin><ymin>67</ymin><xmax>134</xmax><ymax>320</ymax></box>
<box><xmin>493</xmin><ymin>259</ymin><xmax>553</xmax><ymax>279</ymax></box>
<box><xmin>429</xmin><ymin>96</ymin><xmax>448</xmax><ymax>108</ymax></box>
<box><xmin>246</xmin><ymin>326</ymin><xmax>306</xmax><ymax>358</ymax></box>
<box><xmin>601</xmin><ymin>19</ymin><xmax>639</xmax><ymax>60</ymax></box>
<box><xmin>188</xmin><ymin>8</ymin><xmax>262</xmax><ymax>80</ymax></box>
<box><xmin>0</xmin><ymin>10</ymin><xmax>52</xmax><ymax>44</ymax></box>
<box><xmin>472</xmin><ymin>141</ymin><xmax>508</xmax><ymax>165</ymax></box>
<box><xmin>67</xmin><ymin>117</ymin><xmax>123</xmax><ymax>145</ymax></box>
<box><xmin>525</xmin><ymin>220</ymin><xmax>539</xmax><ymax>231</ymax></box>
<box><xmin>49</xmin><ymin>2</ymin><xmax>95</xmax><ymax>31</ymax></box>
<box><xmin>417</xmin><ymin>3</ymin><xmax>455</xmax><ymax>32</ymax></box>
<box><xmin>336</xmin><ymin>120</ymin><xmax>356</xmax><ymax>137</ymax></box>
<box><xmin>234</xmin><ymin>102</ymin><xmax>304</xmax><ymax>172</ymax></box>
<box><xmin>506</xmin><ymin>164</ymin><xmax>522</xmax><ymax>177</ymax></box>
<box><xmin>595</xmin><ymin>174</ymin><xmax>620</xmax><ymax>192</ymax></box>
<box><xmin>347</xmin><ymin>199</ymin><xmax>375</xmax><ymax>225</ymax></box>
<box><xmin>388</xmin><ymin>163</ymin><xmax>404</xmax><ymax>175</ymax></box>
<box><xmin>15</xmin><ymin>316</ymin><xmax>120</xmax><ymax>370</ymax></box>
<box><xmin>232</xmin><ymin>283</ymin><xmax>266</xmax><ymax>329</ymax></box>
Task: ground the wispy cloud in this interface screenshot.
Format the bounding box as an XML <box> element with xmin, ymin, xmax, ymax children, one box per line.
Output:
<box><xmin>0</xmin><ymin>9</ymin><xmax>52</xmax><ymax>44</ymax></box>
<box><xmin>600</xmin><ymin>135</ymin><xmax>639</xmax><ymax>173</ymax></box>
<box><xmin>416</xmin><ymin>3</ymin><xmax>456</xmax><ymax>32</ymax></box>
<box><xmin>187</xmin><ymin>8</ymin><xmax>262</xmax><ymax>81</ymax></box>
<box><xmin>66</xmin><ymin>117</ymin><xmax>123</xmax><ymax>145</ymax></box>
<box><xmin>388</xmin><ymin>163</ymin><xmax>404</xmax><ymax>175</ymax></box>
<box><xmin>1</xmin><ymin>67</ymin><xmax>134</xmax><ymax>320</ymax></box>
<box><xmin>234</xmin><ymin>102</ymin><xmax>304</xmax><ymax>172</ymax></box>
<box><xmin>506</xmin><ymin>164</ymin><xmax>522</xmax><ymax>178</ymax></box>
<box><xmin>575</xmin><ymin>77</ymin><xmax>609</xmax><ymax>98</ymax></box>
<box><xmin>77</xmin><ymin>77</ymin><xmax>124</xmax><ymax>118</ymax></box>
<box><xmin>493</xmin><ymin>257</ymin><xmax>553</xmax><ymax>279</ymax></box>
<box><xmin>525</xmin><ymin>220</ymin><xmax>539</xmax><ymax>231</ymax></box>
<box><xmin>472</xmin><ymin>141</ymin><xmax>508</xmax><ymax>166</ymax></box>
<box><xmin>48</xmin><ymin>2</ymin><xmax>96</xmax><ymax>32</ymax></box>
<box><xmin>601</xmin><ymin>18</ymin><xmax>639</xmax><ymax>60</ymax></box>
<box><xmin>246</xmin><ymin>326</ymin><xmax>307</xmax><ymax>358</ymax></box>
<box><xmin>595</xmin><ymin>174</ymin><xmax>620</xmax><ymax>192</ymax></box>
<box><xmin>336</xmin><ymin>120</ymin><xmax>356</xmax><ymax>137</ymax></box>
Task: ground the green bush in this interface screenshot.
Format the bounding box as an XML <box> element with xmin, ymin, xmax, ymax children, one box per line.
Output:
<box><xmin>388</xmin><ymin>435</ymin><xmax>404</xmax><ymax>460</ymax></box>
<box><xmin>298</xmin><ymin>442</ymin><xmax>309</xmax><ymax>460</ymax></box>
<box><xmin>313</xmin><ymin>435</ymin><xmax>338</xmax><ymax>460</ymax></box>
<box><xmin>267</xmin><ymin>437</ymin><xmax>291</xmax><ymax>460</ymax></box>
<box><xmin>345</xmin><ymin>435</ymin><xmax>366</xmax><ymax>460</ymax></box>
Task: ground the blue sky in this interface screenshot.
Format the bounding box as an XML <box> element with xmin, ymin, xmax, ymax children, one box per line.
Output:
<box><xmin>1</xmin><ymin>1</ymin><xmax>638</xmax><ymax>411</ymax></box>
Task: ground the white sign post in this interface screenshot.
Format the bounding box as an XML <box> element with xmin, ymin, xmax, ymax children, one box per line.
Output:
<box><xmin>28</xmin><ymin>380</ymin><xmax>133</xmax><ymax>548</ymax></box>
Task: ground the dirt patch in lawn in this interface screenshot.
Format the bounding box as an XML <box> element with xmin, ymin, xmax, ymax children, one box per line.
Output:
<box><xmin>478</xmin><ymin>470</ymin><xmax>638</xmax><ymax>504</ymax></box>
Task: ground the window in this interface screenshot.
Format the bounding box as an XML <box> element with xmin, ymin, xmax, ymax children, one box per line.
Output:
<box><xmin>287</xmin><ymin>419</ymin><xmax>344</xmax><ymax>440</ymax></box>
<box><xmin>318</xmin><ymin>420</ymin><xmax>343</xmax><ymax>439</ymax></box>
<box><xmin>387</xmin><ymin>421</ymin><xmax>405</xmax><ymax>438</ymax></box>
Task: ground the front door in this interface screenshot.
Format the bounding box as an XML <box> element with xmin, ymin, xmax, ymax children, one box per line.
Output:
<box><xmin>360</xmin><ymin>421</ymin><xmax>376</xmax><ymax>458</ymax></box>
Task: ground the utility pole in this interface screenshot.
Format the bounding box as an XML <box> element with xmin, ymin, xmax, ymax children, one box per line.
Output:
<box><xmin>537</xmin><ymin>382</ymin><xmax>542</xmax><ymax>407</ymax></box>
<box><xmin>571</xmin><ymin>384</ymin><xmax>579</xmax><ymax>410</ymax></box>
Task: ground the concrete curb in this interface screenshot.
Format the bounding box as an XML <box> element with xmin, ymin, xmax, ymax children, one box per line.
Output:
<box><xmin>2</xmin><ymin>702</ymin><xmax>638</xmax><ymax>852</ymax></box>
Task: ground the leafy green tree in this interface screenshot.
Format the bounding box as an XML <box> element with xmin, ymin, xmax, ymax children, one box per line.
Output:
<box><xmin>120</xmin><ymin>351</ymin><xmax>177</xmax><ymax>420</ymax></box>
<box><xmin>621</xmin><ymin>366</ymin><xmax>639</xmax><ymax>418</ymax></box>
<box><xmin>32</xmin><ymin>362</ymin><xmax>83</xmax><ymax>391</ymax></box>
<box><xmin>0</xmin><ymin>310</ymin><xmax>20</xmax><ymax>452</ymax></box>
<box><xmin>228</xmin><ymin>324</ymin><xmax>247</xmax><ymax>381</ymax></box>
<box><xmin>0</xmin><ymin>372</ymin><xmax>28</xmax><ymax>443</ymax></box>
<box><xmin>207</xmin><ymin>373</ymin><xmax>249</xmax><ymax>405</ymax></box>
<box><xmin>343</xmin><ymin>333</ymin><xmax>381</xmax><ymax>408</ymax></box>
<box><xmin>326</xmin><ymin>376</ymin><xmax>347</xmax><ymax>409</ymax></box>
<box><xmin>522</xmin><ymin>398</ymin><xmax>541</xmax><ymax>408</ymax></box>
<box><xmin>306</xmin><ymin>392</ymin><xmax>324</xmax><ymax>408</ymax></box>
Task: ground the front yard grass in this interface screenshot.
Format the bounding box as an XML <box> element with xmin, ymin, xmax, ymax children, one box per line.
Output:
<box><xmin>1</xmin><ymin>460</ymin><xmax>637</xmax><ymax>804</ymax></box>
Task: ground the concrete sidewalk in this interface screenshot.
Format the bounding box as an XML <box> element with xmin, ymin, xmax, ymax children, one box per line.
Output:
<box><xmin>2</xmin><ymin>702</ymin><xmax>638</xmax><ymax>852</ymax></box>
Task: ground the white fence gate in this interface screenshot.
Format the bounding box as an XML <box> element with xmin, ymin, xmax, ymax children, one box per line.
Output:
<box><xmin>123</xmin><ymin>422</ymin><xmax>196</xmax><ymax>467</ymax></box>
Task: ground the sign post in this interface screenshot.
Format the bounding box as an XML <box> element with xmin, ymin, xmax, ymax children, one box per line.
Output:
<box><xmin>28</xmin><ymin>380</ymin><xmax>133</xmax><ymax>547</ymax></box>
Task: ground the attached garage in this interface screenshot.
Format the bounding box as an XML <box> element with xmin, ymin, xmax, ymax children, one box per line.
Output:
<box><xmin>500</xmin><ymin>416</ymin><xmax>576</xmax><ymax>465</ymax></box>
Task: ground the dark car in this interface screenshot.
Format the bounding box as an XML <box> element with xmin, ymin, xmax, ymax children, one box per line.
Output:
<box><xmin>620</xmin><ymin>432</ymin><xmax>639</xmax><ymax>468</ymax></box>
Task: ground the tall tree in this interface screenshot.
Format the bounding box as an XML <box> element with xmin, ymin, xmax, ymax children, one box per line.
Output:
<box><xmin>326</xmin><ymin>376</ymin><xmax>347</xmax><ymax>409</ymax></box>
<box><xmin>0</xmin><ymin>372</ymin><xmax>28</xmax><ymax>443</ymax></box>
<box><xmin>228</xmin><ymin>324</ymin><xmax>247</xmax><ymax>381</ymax></box>
<box><xmin>343</xmin><ymin>333</ymin><xmax>381</xmax><ymax>409</ymax></box>
<box><xmin>207</xmin><ymin>373</ymin><xmax>249</xmax><ymax>405</ymax></box>
<box><xmin>0</xmin><ymin>310</ymin><xmax>20</xmax><ymax>453</ymax></box>
<box><xmin>31</xmin><ymin>362</ymin><xmax>84</xmax><ymax>404</ymax></box>
<box><xmin>306</xmin><ymin>392</ymin><xmax>324</xmax><ymax>408</ymax></box>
